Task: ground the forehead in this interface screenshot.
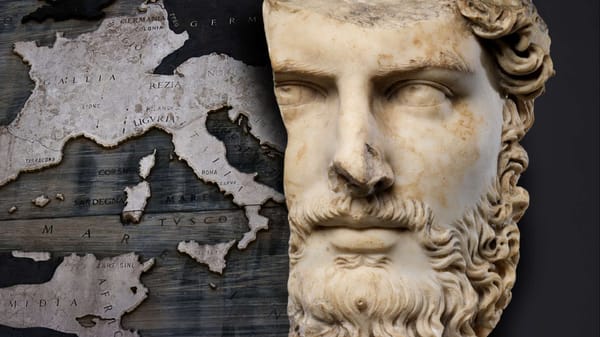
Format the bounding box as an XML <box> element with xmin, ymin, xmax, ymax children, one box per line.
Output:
<box><xmin>265</xmin><ymin>0</ymin><xmax>457</xmax><ymax>29</ymax></box>
<box><xmin>264</xmin><ymin>0</ymin><xmax>477</xmax><ymax>75</ymax></box>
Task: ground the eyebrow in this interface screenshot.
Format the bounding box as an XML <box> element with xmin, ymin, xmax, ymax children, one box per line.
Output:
<box><xmin>272</xmin><ymin>51</ymin><xmax>473</xmax><ymax>79</ymax></box>
<box><xmin>375</xmin><ymin>53</ymin><xmax>474</xmax><ymax>76</ymax></box>
<box><xmin>272</xmin><ymin>60</ymin><xmax>335</xmax><ymax>78</ymax></box>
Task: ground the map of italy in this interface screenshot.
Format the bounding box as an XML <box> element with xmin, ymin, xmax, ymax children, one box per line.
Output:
<box><xmin>0</xmin><ymin>1</ymin><xmax>285</xmax><ymax>249</ymax></box>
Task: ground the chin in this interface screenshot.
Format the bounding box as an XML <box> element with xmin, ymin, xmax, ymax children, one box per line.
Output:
<box><xmin>285</xmin><ymin>183</ymin><xmax>518</xmax><ymax>337</ymax></box>
<box><xmin>288</xmin><ymin>259</ymin><xmax>456</xmax><ymax>337</ymax></box>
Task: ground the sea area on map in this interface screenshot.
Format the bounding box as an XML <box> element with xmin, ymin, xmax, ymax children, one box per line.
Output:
<box><xmin>0</xmin><ymin>120</ymin><xmax>283</xmax><ymax>221</ymax></box>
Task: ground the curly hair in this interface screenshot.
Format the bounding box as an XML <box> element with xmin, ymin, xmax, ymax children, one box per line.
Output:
<box><xmin>456</xmin><ymin>1</ymin><xmax>554</xmax><ymax>335</ymax></box>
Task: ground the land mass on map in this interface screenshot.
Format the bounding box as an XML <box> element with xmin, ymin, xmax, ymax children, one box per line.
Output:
<box><xmin>206</xmin><ymin>108</ymin><xmax>283</xmax><ymax>193</ymax></box>
<box><xmin>122</xmin><ymin>149</ymin><xmax>156</xmax><ymax>223</ymax></box>
<box><xmin>1</xmin><ymin>0</ymin><xmax>285</xmax><ymax>246</ymax></box>
<box><xmin>0</xmin><ymin>253</ymin><xmax>154</xmax><ymax>337</ymax></box>
<box><xmin>122</xmin><ymin>181</ymin><xmax>151</xmax><ymax>223</ymax></box>
<box><xmin>178</xmin><ymin>239</ymin><xmax>236</xmax><ymax>274</ymax></box>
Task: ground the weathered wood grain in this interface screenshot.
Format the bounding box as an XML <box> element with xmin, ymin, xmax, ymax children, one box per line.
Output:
<box><xmin>0</xmin><ymin>207</ymin><xmax>290</xmax><ymax>337</ymax></box>
<box><xmin>0</xmin><ymin>119</ymin><xmax>291</xmax><ymax>337</ymax></box>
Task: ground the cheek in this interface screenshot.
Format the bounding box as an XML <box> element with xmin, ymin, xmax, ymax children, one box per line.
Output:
<box><xmin>441</xmin><ymin>106</ymin><xmax>485</xmax><ymax>171</ymax></box>
<box><xmin>283</xmin><ymin>123</ymin><xmax>336</xmax><ymax>199</ymax></box>
<box><xmin>381</xmin><ymin>102</ymin><xmax>501</xmax><ymax>222</ymax></box>
<box><xmin>431</xmin><ymin>105</ymin><xmax>501</xmax><ymax>218</ymax></box>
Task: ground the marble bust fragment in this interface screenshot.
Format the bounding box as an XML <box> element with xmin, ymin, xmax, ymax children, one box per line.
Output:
<box><xmin>262</xmin><ymin>0</ymin><xmax>553</xmax><ymax>336</ymax></box>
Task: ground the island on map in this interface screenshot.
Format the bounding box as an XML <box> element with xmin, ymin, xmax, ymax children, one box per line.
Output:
<box><xmin>178</xmin><ymin>239</ymin><xmax>236</xmax><ymax>274</ymax></box>
<box><xmin>122</xmin><ymin>149</ymin><xmax>156</xmax><ymax>223</ymax></box>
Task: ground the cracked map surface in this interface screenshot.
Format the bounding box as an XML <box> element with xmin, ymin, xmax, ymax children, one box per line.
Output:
<box><xmin>0</xmin><ymin>0</ymin><xmax>289</xmax><ymax>336</ymax></box>
<box><xmin>1</xmin><ymin>0</ymin><xmax>284</xmax><ymax>245</ymax></box>
<box><xmin>0</xmin><ymin>253</ymin><xmax>154</xmax><ymax>337</ymax></box>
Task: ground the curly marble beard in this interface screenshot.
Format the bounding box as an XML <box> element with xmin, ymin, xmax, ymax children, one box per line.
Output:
<box><xmin>285</xmin><ymin>98</ymin><xmax>525</xmax><ymax>336</ymax></box>
<box><xmin>287</xmin><ymin>196</ymin><xmax>481</xmax><ymax>337</ymax></box>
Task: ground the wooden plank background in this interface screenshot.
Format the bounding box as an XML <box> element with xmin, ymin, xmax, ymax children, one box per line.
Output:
<box><xmin>0</xmin><ymin>1</ymin><xmax>290</xmax><ymax>336</ymax></box>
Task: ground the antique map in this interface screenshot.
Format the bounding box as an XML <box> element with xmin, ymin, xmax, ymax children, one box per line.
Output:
<box><xmin>0</xmin><ymin>0</ymin><xmax>289</xmax><ymax>336</ymax></box>
<box><xmin>0</xmin><ymin>252</ymin><xmax>154</xmax><ymax>337</ymax></box>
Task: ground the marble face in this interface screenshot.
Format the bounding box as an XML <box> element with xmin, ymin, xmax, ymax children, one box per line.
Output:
<box><xmin>266</xmin><ymin>1</ymin><xmax>503</xmax><ymax>240</ymax></box>
<box><xmin>263</xmin><ymin>1</ymin><xmax>553</xmax><ymax>336</ymax></box>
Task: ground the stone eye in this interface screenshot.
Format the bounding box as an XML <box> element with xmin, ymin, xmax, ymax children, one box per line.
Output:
<box><xmin>386</xmin><ymin>81</ymin><xmax>452</xmax><ymax>107</ymax></box>
<box><xmin>274</xmin><ymin>82</ymin><xmax>324</xmax><ymax>106</ymax></box>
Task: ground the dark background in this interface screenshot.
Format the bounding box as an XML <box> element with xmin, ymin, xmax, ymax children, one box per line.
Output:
<box><xmin>490</xmin><ymin>1</ymin><xmax>599</xmax><ymax>337</ymax></box>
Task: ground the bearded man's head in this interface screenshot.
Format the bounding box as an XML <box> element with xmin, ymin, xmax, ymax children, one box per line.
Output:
<box><xmin>262</xmin><ymin>0</ymin><xmax>554</xmax><ymax>336</ymax></box>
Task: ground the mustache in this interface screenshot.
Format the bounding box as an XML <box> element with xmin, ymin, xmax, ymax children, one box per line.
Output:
<box><xmin>288</xmin><ymin>194</ymin><xmax>435</xmax><ymax>234</ymax></box>
<box><xmin>287</xmin><ymin>195</ymin><xmax>486</xmax><ymax>337</ymax></box>
<box><xmin>334</xmin><ymin>254</ymin><xmax>391</xmax><ymax>269</ymax></box>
